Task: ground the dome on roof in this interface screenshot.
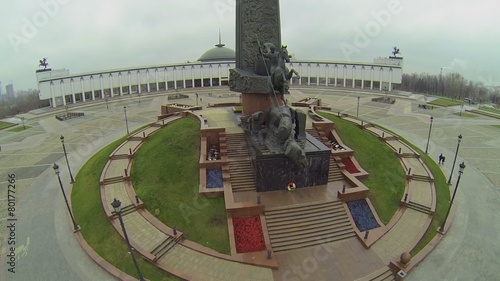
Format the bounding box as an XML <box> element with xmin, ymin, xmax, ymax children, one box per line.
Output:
<box><xmin>197</xmin><ymin>35</ymin><xmax>235</xmax><ymax>62</ymax></box>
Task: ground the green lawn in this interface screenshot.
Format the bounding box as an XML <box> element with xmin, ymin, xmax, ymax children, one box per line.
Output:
<box><xmin>452</xmin><ymin>112</ymin><xmax>477</xmax><ymax>118</ymax></box>
<box><xmin>0</xmin><ymin>121</ymin><xmax>15</xmax><ymax>130</ymax></box>
<box><xmin>7</xmin><ymin>125</ymin><xmax>32</xmax><ymax>132</ymax></box>
<box><xmin>479</xmin><ymin>106</ymin><xmax>500</xmax><ymax>115</ymax></box>
<box><xmin>428</xmin><ymin>98</ymin><xmax>464</xmax><ymax>107</ymax></box>
<box><xmin>470</xmin><ymin>109</ymin><xmax>500</xmax><ymax>119</ymax></box>
<box><xmin>72</xmin><ymin>133</ymin><xmax>179</xmax><ymax>281</ymax></box>
<box><xmin>131</xmin><ymin>117</ymin><xmax>230</xmax><ymax>254</ymax></box>
<box><xmin>319</xmin><ymin>112</ymin><xmax>406</xmax><ymax>224</ymax></box>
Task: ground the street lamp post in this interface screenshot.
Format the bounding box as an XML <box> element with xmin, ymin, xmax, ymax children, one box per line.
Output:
<box><xmin>105</xmin><ymin>96</ymin><xmax>109</xmax><ymax>109</ymax></box>
<box><xmin>124</xmin><ymin>106</ymin><xmax>130</xmax><ymax>135</ymax></box>
<box><xmin>60</xmin><ymin>135</ymin><xmax>75</xmax><ymax>183</ymax></box>
<box><xmin>440</xmin><ymin>162</ymin><xmax>466</xmax><ymax>233</ymax></box>
<box><xmin>447</xmin><ymin>134</ymin><xmax>463</xmax><ymax>184</ymax></box>
<box><xmin>356</xmin><ymin>96</ymin><xmax>360</xmax><ymax>117</ymax></box>
<box><xmin>53</xmin><ymin>163</ymin><xmax>80</xmax><ymax>232</ymax></box>
<box><xmin>111</xmin><ymin>198</ymin><xmax>145</xmax><ymax>281</ymax></box>
<box><xmin>425</xmin><ymin>116</ymin><xmax>434</xmax><ymax>154</ymax></box>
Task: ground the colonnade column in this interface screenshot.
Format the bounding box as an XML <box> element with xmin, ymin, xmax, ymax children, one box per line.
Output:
<box><xmin>307</xmin><ymin>64</ymin><xmax>311</xmax><ymax>85</ymax></box>
<box><xmin>343</xmin><ymin>66</ymin><xmax>346</xmax><ymax>88</ymax></box>
<box><xmin>155</xmin><ymin>69</ymin><xmax>159</xmax><ymax>91</ymax></box>
<box><xmin>80</xmin><ymin>77</ymin><xmax>86</xmax><ymax>102</ymax></box>
<box><xmin>182</xmin><ymin>67</ymin><xmax>186</xmax><ymax>89</ymax></box>
<box><xmin>389</xmin><ymin>68</ymin><xmax>393</xmax><ymax>91</ymax></box>
<box><xmin>173</xmin><ymin>68</ymin><xmax>177</xmax><ymax>90</ymax></box>
<box><xmin>146</xmin><ymin>70</ymin><xmax>150</xmax><ymax>92</ymax></box>
<box><xmin>164</xmin><ymin>68</ymin><xmax>168</xmax><ymax>90</ymax></box>
<box><xmin>334</xmin><ymin>65</ymin><xmax>337</xmax><ymax>87</ymax></box>
<box><xmin>370</xmin><ymin>67</ymin><xmax>374</xmax><ymax>90</ymax></box>
<box><xmin>128</xmin><ymin>72</ymin><xmax>132</xmax><ymax>94</ymax></box>
<box><xmin>137</xmin><ymin>70</ymin><xmax>141</xmax><ymax>93</ymax></box>
<box><xmin>209</xmin><ymin>65</ymin><xmax>213</xmax><ymax>86</ymax></box>
<box><xmin>325</xmin><ymin>65</ymin><xmax>329</xmax><ymax>86</ymax></box>
<box><xmin>109</xmin><ymin>74</ymin><xmax>114</xmax><ymax>97</ymax></box>
<box><xmin>50</xmin><ymin>82</ymin><xmax>56</xmax><ymax>107</ymax></box>
<box><xmin>70</xmin><ymin>79</ymin><xmax>76</xmax><ymax>104</ymax></box>
<box><xmin>218</xmin><ymin>65</ymin><xmax>222</xmax><ymax>86</ymax></box>
<box><xmin>200</xmin><ymin>66</ymin><xmax>204</xmax><ymax>88</ymax></box>
<box><xmin>379</xmin><ymin>68</ymin><xmax>383</xmax><ymax>91</ymax></box>
<box><xmin>360</xmin><ymin>67</ymin><xmax>364</xmax><ymax>89</ymax></box>
<box><xmin>90</xmin><ymin>76</ymin><xmax>95</xmax><ymax>100</ymax></box>
<box><xmin>352</xmin><ymin>66</ymin><xmax>355</xmax><ymax>88</ymax></box>
<box><xmin>99</xmin><ymin>75</ymin><xmax>104</xmax><ymax>99</ymax></box>
<box><xmin>118</xmin><ymin>73</ymin><xmax>123</xmax><ymax>96</ymax></box>
<box><xmin>191</xmin><ymin>66</ymin><xmax>195</xmax><ymax>88</ymax></box>
<box><xmin>60</xmin><ymin>80</ymin><xmax>66</xmax><ymax>106</ymax></box>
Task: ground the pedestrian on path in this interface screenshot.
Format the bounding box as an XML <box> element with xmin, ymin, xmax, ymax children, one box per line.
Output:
<box><xmin>442</xmin><ymin>155</ymin><xmax>446</xmax><ymax>164</ymax></box>
<box><xmin>438</xmin><ymin>153</ymin><xmax>443</xmax><ymax>164</ymax></box>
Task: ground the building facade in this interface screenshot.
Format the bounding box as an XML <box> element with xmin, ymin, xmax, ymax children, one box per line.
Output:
<box><xmin>36</xmin><ymin>57</ymin><xmax>403</xmax><ymax>108</ymax></box>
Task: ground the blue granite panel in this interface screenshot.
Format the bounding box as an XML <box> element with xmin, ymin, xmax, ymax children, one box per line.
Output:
<box><xmin>346</xmin><ymin>199</ymin><xmax>380</xmax><ymax>232</ymax></box>
<box><xmin>206</xmin><ymin>169</ymin><xmax>223</xmax><ymax>188</ymax></box>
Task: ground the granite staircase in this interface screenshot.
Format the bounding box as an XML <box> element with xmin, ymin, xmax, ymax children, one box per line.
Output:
<box><xmin>328</xmin><ymin>157</ymin><xmax>344</xmax><ymax>182</ymax></box>
<box><xmin>228</xmin><ymin>159</ymin><xmax>256</xmax><ymax>192</ymax></box>
<box><xmin>265</xmin><ymin>201</ymin><xmax>355</xmax><ymax>252</ymax></box>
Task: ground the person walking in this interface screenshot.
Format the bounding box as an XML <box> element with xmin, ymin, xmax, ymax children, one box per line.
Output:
<box><xmin>438</xmin><ymin>153</ymin><xmax>443</xmax><ymax>164</ymax></box>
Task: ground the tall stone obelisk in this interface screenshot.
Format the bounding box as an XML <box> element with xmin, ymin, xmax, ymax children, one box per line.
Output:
<box><xmin>229</xmin><ymin>0</ymin><xmax>283</xmax><ymax>116</ymax></box>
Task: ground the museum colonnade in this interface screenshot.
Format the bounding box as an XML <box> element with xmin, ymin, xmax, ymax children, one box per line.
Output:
<box><xmin>37</xmin><ymin>61</ymin><xmax>401</xmax><ymax>107</ymax></box>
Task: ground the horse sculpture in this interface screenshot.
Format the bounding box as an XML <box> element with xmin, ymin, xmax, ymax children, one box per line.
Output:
<box><xmin>39</xmin><ymin>58</ymin><xmax>48</xmax><ymax>69</ymax></box>
<box><xmin>260</xmin><ymin>43</ymin><xmax>299</xmax><ymax>98</ymax></box>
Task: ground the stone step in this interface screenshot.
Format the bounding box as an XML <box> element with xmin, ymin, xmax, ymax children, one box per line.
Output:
<box><xmin>232</xmin><ymin>187</ymin><xmax>255</xmax><ymax>192</ymax></box>
<box><xmin>411</xmin><ymin>174</ymin><xmax>431</xmax><ymax>182</ymax></box>
<box><xmin>269</xmin><ymin>220</ymin><xmax>352</xmax><ymax>237</ymax></box>
<box><xmin>407</xmin><ymin>201</ymin><xmax>433</xmax><ymax>215</ymax></box>
<box><xmin>265</xmin><ymin>200</ymin><xmax>342</xmax><ymax>213</ymax></box>
<box><xmin>151</xmin><ymin>236</ymin><xmax>181</xmax><ymax>260</ymax></box>
<box><xmin>267</xmin><ymin>214</ymin><xmax>350</xmax><ymax>230</ymax></box>
<box><xmin>271</xmin><ymin>224</ymin><xmax>354</xmax><ymax>244</ymax></box>
<box><xmin>272</xmin><ymin>231</ymin><xmax>356</xmax><ymax>252</ymax></box>
<box><xmin>111</xmin><ymin>204</ymin><xmax>136</xmax><ymax>218</ymax></box>
<box><xmin>103</xmin><ymin>176</ymin><xmax>125</xmax><ymax>185</ymax></box>
<box><xmin>265</xmin><ymin>204</ymin><xmax>345</xmax><ymax>220</ymax></box>
<box><xmin>266</xmin><ymin>206</ymin><xmax>345</xmax><ymax>222</ymax></box>
<box><xmin>110</xmin><ymin>154</ymin><xmax>130</xmax><ymax>160</ymax></box>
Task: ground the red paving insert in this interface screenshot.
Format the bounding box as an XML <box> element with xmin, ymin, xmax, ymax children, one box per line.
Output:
<box><xmin>342</xmin><ymin>157</ymin><xmax>360</xmax><ymax>174</ymax></box>
<box><xmin>233</xmin><ymin>216</ymin><xmax>266</xmax><ymax>253</ymax></box>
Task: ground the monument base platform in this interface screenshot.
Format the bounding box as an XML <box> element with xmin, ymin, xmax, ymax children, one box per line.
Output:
<box><xmin>248</xmin><ymin>133</ymin><xmax>331</xmax><ymax>192</ymax></box>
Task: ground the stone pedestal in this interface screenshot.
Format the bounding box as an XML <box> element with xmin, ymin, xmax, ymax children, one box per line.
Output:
<box><xmin>240</xmin><ymin>92</ymin><xmax>284</xmax><ymax>116</ymax></box>
<box><xmin>249</xmin><ymin>133</ymin><xmax>330</xmax><ymax>192</ymax></box>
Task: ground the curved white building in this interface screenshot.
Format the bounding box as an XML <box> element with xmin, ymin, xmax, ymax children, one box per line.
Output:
<box><xmin>36</xmin><ymin>42</ymin><xmax>403</xmax><ymax>107</ymax></box>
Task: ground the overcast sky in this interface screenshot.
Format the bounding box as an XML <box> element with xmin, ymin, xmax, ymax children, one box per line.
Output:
<box><xmin>1</xmin><ymin>0</ymin><xmax>499</xmax><ymax>91</ymax></box>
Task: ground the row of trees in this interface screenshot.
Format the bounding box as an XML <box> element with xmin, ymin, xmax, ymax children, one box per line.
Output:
<box><xmin>396</xmin><ymin>72</ymin><xmax>499</xmax><ymax>106</ymax></box>
<box><xmin>0</xmin><ymin>90</ymin><xmax>49</xmax><ymax>119</ymax></box>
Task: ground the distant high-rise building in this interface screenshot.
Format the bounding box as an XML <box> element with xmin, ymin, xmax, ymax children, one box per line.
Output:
<box><xmin>0</xmin><ymin>81</ymin><xmax>3</xmax><ymax>95</ymax></box>
<box><xmin>6</xmin><ymin>83</ymin><xmax>14</xmax><ymax>99</ymax></box>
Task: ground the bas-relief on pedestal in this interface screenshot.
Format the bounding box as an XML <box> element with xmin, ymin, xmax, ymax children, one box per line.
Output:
<box><xmin>229</xmin><ymin>0</ymin><xmax>330</xmax><ymax>192</ymax></box>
